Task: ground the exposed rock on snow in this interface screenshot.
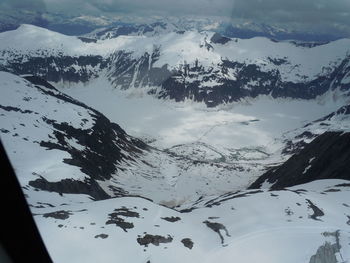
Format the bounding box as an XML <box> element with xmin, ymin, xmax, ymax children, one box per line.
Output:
<box><xmin>309</xmin><ymin>231</ymin><xmax>342</xmax><ymax>263</ymax></box>
<box><xmin>137</xmin><ymin>234</ymin><xmax>173</xmax><ymax>247</ymax></box>
<box><xmin>32</xmin><ymin>180</ymin><xmax>350</xmax><ymax>263</ymax></box>
<box><xmin>250</xmin><ymin>132</ymin><xmax>350</xmax><ymax>189</ymax></box>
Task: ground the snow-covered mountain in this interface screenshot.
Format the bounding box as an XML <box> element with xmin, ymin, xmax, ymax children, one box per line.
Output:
<box><xmin>0</xmin><ymin>71</ymin><xmax>151</xmax><ymax>202</ymax></box>
<box><xmin>1</xmin><ymin>71</ymin><xmax>273</xmax><ymax>208</ymax></box>
<box><xmin>1</xmin><ymin>24</ymin><xmax>350</xmax><ymax>107</ymax></box>
<box><xmin>1</xmin><ymin>22</ymin><xmax>350</xmax><ymax>263</ymax></box>
<box><xmin>247</xmin><ymin>102</ymin><xmax>350</xmax><ymax>189</ymax></box>
<box><xmin>281</xmin><ymin>104</ymin><xmax>350</xmax><ymax>155</ymax></box>
<box><xmin>250</xmin><ymin>131</ymin><xmax>350</xmax><ymax>189</ymax></box>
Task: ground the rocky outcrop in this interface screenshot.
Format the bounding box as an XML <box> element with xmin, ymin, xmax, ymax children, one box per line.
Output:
<box><xmin>250</xmin><ymin>132</ymin><xmax>350</xmax><ymax>190</ymax></box>
<box><xmin>210</xmin><ymin>33</ymin><xmax>231</xmax><ymax>44</ymax></box>
<box><xmin>24</xmin><ymin>76</ymin><xmax>148</xmax><ymax>181</ymax></box>
<box><xmin>137</xmin><ymin>234</ymin><xmax>173</xmax><ymax>247</ymax></box>
<box><xmin>282</xmin><ymin>104</ymin><xmax>350</xmax><ymax>155</ymax></box>
<box><xmin>106</xmin><ymin>50</ymin><xmax>350</xmax><ymax>107</ymax></box>
<box><xmin>3</xmin><ymin>53</ymin><xmax>109</xmax><ymax>83</ymax></box>
<box><xmin>309</xmin><ymin>242</ymin><xmax>338</xmax><ymax>263</ymax></box>
<box><xmin>29</xmin><ymin>177</ymin><xmax>111</xmax><ymax>200</ymax></box>
<box><xmin>309</xmin><ymin>231</ymin><xmax>342</xmax><ymax>263</ymax></box>
<box><xmin>181</xmin><ymin>238</ymin><xmax>194</xmax><ymax>249</ymax></box>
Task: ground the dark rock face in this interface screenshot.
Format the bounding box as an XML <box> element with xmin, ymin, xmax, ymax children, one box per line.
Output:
<box><xmin>78</xmin><ymin>37</ymin><xmax>97</xmax><ymax>43</ymax></box>
<box><xmin>94</xmin><ymin>234</ymin><xmax>109</xmax><ymax>239</ymax></box>
<box><xmin>282</xmin><ymin>137</ymin><xmax>314</xmax><ymax>156</ymax></box>
<box><xmin>109</xmin><ymin>207</ymin><xmax>140</xmax><ymax>218</ymax></box>
<box><xmin>161</xmin><ymin>216</ymin><xmax>181</xmax><ymax>222</ymax></box>
<box><xmin>29</xmin><ymin>177</ymin><xmax>110</xmax><ymax>201</ymax></box>
<box><xmin>0</xmin><ymin>105</ymin><xmax>36</xmax><ymax>114</ymax></box>
<box><xmin>158</xmin><ymin>60</ymin><xmax>282</xmax><ymax>107</ymax></box>
<box><xmin>108</xmin><ymin>48</ymin><xmax>173</xmax><ymax>90</ymax></box>
<box><xmin>37</xmin><ymin>115</ymin><xmax>133</xmax><ymax>182</ymax></box>
<box><xmin>309</xmin><ymin>242</ymin><xmax>339</xmax><ymax>263</ymax></box>
<box><xmin>27</xmin><ymin>76</ymin><xmax>148</xmax><ymax>181</ymax></box>
<box><xmin>181</xmin><ymin>238</ymin><xmax>194</xmax><ymax>249</ymax></box>
<box><xmin>2</xmin><ymin>45</ymin><xmax>349</xmax><ymax>107</ymax></box>
<box><xmin>105</xmin><ymin>208</ymin><xmax>139</xmax><ymax>232</ymax></box>
<box><xmin>309</xmin><ymin>231</ymin><xmax>341</xmax><ymax>263</ymax></box>
<box><xmin>282</xmin><ymin>104</ymin><xmax>350</xmax><ymax>155</ymax></box>
<box><xmin>306</xmin><ymin>199</ymin><xmax>324</xmax><ymax>221</ymax></box>
<box><xmin>203</xmin><ymin>220</ymin><xmax>231</xmax><ymax>244</ymax></box>
<box><xmin>42</xmin><ymin>210</ymin><xmax>72</xmax><ymax>220</ymax></box>
<box><xmin>250</xmin><ymin>132</ymin><xmax>350</xmax><ymax>190</ymax></box>
<box><xmin>210</xmin><ymin>33</ymin><xmax>231</xmax><ymax>44</ymax></box>
<box><xmin>156</xmin><ymin>56</ymin><xmax>350</xmax><ymax>107</ymax></box>
<box><xmin>203</xmin><ymin>190</ymin><xmax>263</xmax><ymax>208</ymax></box>
<box><xmin>2</xmin><ymin>52</ymin><xmax>109</xmax><ymax>83</ymax></box>
<box><xmin>136</xmin><ymin>234</ymin><xmax>173</xmax><ymax>247</ymax></box>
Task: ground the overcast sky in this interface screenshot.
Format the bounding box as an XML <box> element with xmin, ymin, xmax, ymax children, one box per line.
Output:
<box><xmin>1</xmin><ymin>0</ymin><xmax>350</xmax><ymax>34</ymax></box>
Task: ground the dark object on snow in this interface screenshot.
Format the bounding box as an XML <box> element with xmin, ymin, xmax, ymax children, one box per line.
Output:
<box><xmin>161</xmin><ymin>216</ymin><xmax>181</xmax><ymax>222</ymax></box>
<box><xmin>203</xmin><ymin>220</ymin><xmax>231</xmax><ymax>244</ymax></box>
<box><xmin>181</xmin><ymin>238</ymin><xmax>194</xmax><ymax>249</ymax></box>
<box><xmin>43</xmin><ymin>210</ymin><xmax>72</xmax><ymax>220</ymax></box>
<box><xmin>0</xmin><ymin>141</ymin><xmax>53</xmax><ymax>262</ymax></box>
<box><xmin>137</xmin><ymin>234</ymin><xmax>173</xmax><ymax>247</ymax></box>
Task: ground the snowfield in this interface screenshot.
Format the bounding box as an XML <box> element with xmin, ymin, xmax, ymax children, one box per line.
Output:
<box><xmin>59</xmin><ymin>76</ymin><xmax>348</xmax><ymax>155</ymax></box>
<box><xmin>33</xmin><ymin>179</ymin><xmax>350</xmax><ymax>263</ymax></box>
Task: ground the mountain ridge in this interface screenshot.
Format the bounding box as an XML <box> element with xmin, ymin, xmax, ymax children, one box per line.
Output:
<box><xmin>250</xmin><ymin>131</ymin><xmax>350</xmax><ymax>190</ymax></box>
<box><xmin>1</xmin><ymin>24</ymin><xmax>350</xmax><ymax>107</ymax></box>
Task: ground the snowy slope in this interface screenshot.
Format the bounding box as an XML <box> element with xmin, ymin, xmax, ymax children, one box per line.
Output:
<box><xmin>33</xmin><ymin>179</ymin><xmax>350</xmax><ymax>263</ymax></box>
<box><xmin>0</xmin><ymin>71</ymin><xmax>155</xmax><ymax>204</ymax></box>
<box><xmin>0</xmin><ymin>24</ymin><xmax>127</xmax><ymax>56</ymax></box>
<box><xmin>281</xmin><ymin>104</ymin><xmax>350</xmax><ymax>155</ymax></box>
<box><xmin>0</xmin><ymin>72</ymin><xmax>270</xmax><ymax>208</ymax></box>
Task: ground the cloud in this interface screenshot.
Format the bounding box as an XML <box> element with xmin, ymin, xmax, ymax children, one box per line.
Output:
<box><xmin>231</xmin><ymin>0</ymin><xmax>350</xmax><ymax>25</ymax></box>
<box><xmin>41</xmin><ymin>0</ymin><xmax>234</xmax><ymax>17</ymax></box>
<box><xmin>47</xmin><ymin>0</ymin><xmax>350</xmax><ymax>30</ymax></box>
<box><xmin>0</xmin><ymin>0</ymin><xmax>46</xmax><ymax>12</ymax></box>
<box><xmin>1</xmin><ymin>0</ymin><xmax>350</xmax><ymax>35</ymax></box>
